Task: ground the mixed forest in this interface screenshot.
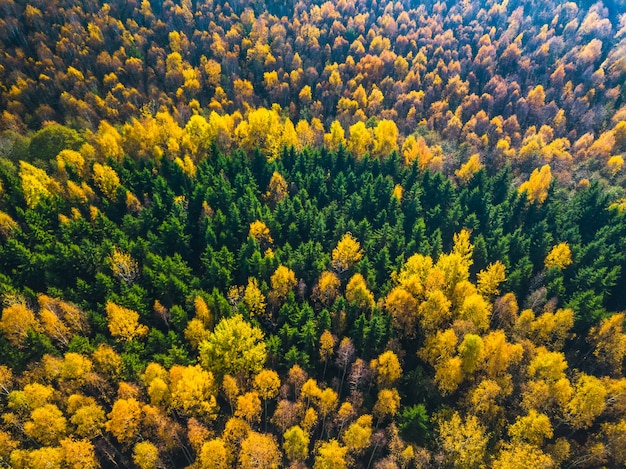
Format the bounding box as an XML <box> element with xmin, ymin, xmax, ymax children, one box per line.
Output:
<box><xmin>1</xmin><ymin>0</ymin><xmax>626</xmax><ymax>467</ymax></box>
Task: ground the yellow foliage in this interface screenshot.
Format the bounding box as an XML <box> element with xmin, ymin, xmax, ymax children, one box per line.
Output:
<box><xmin>324</xmin><ymin>120</ymin><xmax>346</xmax><ymax>152</ymax></box>
<box><xmin>345</xmin><ymin>273</ymin><xmax>375</xmax><ymax>311</ymax></box>
<box><xmin>283</xmin><ymin>425</ymin><xmax>309</xmax><ymax>461</ymax></box>
<box><xmin>270</xmin><ymin>265</ymin><xmax>297</xmax><ymax>299</ymax></box>
<box><xmin>314</xmin><ymin>439</ymin><xmax>348</xmax><ymax>469</ymax></box>
<box><xmin>249</xmin><ymin>220</ymin><xmax>273</xmax><ymax>245</ymax></box>
<box><xmin>331</xmin><ymin>233</ymin><xmax>363</xmax><ymax>273</ymax></box>
<box><xmin>565</xmin><ymin>374</ymin><xmax>607</xmax><ymax>430</ymax></box>
<box><xmin>243</xmin><ymin>277</ymin><xmax>266</xmax><ymax>317</ymax></box>
<box><xmin>508</xmin><ymin>409</ymin><xmax>553</xmax><ymax>446</ymax></box>
<box><xmin>455</xmin><ymin>153</ymin><xmax>482</xmax><ymax>184</ymax></box>
<box><xmin>109</xmin><ymin>247</ymin><xmax>139</xmax><ymax>284</ymax></box>
<box><xmin>105</xmin><ymin>301</ymin><xmax>148</xmax><ymax>341</ymax></box>
<box><xmin>0</xmin><ymin>302</ymin><xmax>40</xmax><ymax>347</ymax></box>
<box><xmin>92</xmin><ymin>162</ymin><xmax>120</xmax><ymax>200</ymax></box>
<box><xmin>438</xmin><ymin>412</ymin><xmax>488</xmax><ymax>468</ymax></box>
<box><xmin>477</xmin><ymin>261</ymin><xmax>506</xmax><ymax>297</ymax></box>
<box><xmin>19</xmin><ymin>161</ymin><xmax>57</xmax><ymax>208</ymax></box>
<box><xmin>518</xmin><ymin>164</ymin><xmax>552</xmax><ymax>204</ymax></box>
<box><xmin>347</xmin><ymin>121</ymin><xmax>373</xmax><ymax>157</ymax></box>
<box><xmin>607</xmin><ymin>155</ymin><xmax>624</xmax><ymax>176</ymax></box>
<box><xmin>106</xmin><ymin>397</ymin><xmax>142</xmax><ymax>444</ymax></box>
<box><xmin>544</xmin><ymin>242</ymin><xmax>572</xmax><ymax>269</ymax></box>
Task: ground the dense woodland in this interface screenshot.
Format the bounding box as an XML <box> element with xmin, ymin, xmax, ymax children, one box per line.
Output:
<box><xmin>1</xmin><ymin>0</ymin><xmax>626</xmax><ymax>468</ymax></box>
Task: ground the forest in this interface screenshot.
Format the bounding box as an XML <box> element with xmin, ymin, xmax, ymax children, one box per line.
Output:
<box><xmin>0</xmin><ymin>0</ymin><xmax>626</xmax><ymax>467</ymax></box>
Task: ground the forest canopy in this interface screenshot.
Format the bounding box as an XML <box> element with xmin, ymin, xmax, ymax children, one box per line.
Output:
<box><xmin>1</xmin><ymin>0</ymin><xmax>626</xmax><ymax>468</ymax></box>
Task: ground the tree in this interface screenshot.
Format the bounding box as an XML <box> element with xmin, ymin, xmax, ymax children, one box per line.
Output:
<box><xmin>19</xmin><ymin>161</ymin><xmax>57</xmax><ymax>208</ymax></box>
<box><xmin>347</xmin><ymin>121</ymin><xmax>373</xmax><ymax>157</ymax></box>
<box><xmin>270</xmin><ymin>265</ymin><xmax>297</xmax><ymax>300</ymax></box>
<box><xmin>0</xmin><ymin>303</ymin><xmax>40</xmax><ymax>347</ymax></box>
<box><xmin>106</xmin><ymin>301</ymin><xmax>148</xmax><ymax>341</ymax></box>
<box><xmin>23</xmin><ymin>403</ymin><xmax>67</xmax><ymax>445</ymax></box>
<box><xmin>492</xmin><ymin>443</ymin><xmax>555</xmax><ymax>469</ymax></box>
<box><xmin>544</xmin><ymin>243</ymin><xmax>572</xmax><ymax>270</ymax></box>
<box><xmin>199</xmin><ymin>438</ymin><xmax>229</xmax><ymax>469</ymax></box>
<box><xmin>133</xmin><ymin>441</ymin><xmax>160</xmax><ymax>469</ymax></box>
<box><xmin>589</xmin><ymin>313</ymin><xmax>626</xmax><ymax>376</ymax></box>
<box><xmin>476</xmin><ymin>261</ymin><xmax>506</xmax><ymax>297</ymax></box>
<box><xmin>331</xmin><ymin>233</ymin><xmax>363</xmax><ymax>273</ymax></box>
<box><xmin>92</xmin><ymin>163</ymin><xmax>121</xmax><ymax>200</ymax></box>
<box><xmin>235</xmin><ymin>391</ymin><xmax>262</xmax><ymax>424</ymax></box>
<box><xmin>437</xmin><ymin>412</ymin><xmax>487</xmax><ymax>469</ymax></box>
<box><xmin>60</xmin><ymin>438</ymin><xmax>99</xmax><ymax>469</ymax></box>
<box><xmin>345</xmin><ymin>273</ymin><xmax>375</xmax><ymax>311</ymax></box>
<box><xmin>265</xmin><ymin>171</ymin><xmax>288</xmax><ymax>207</ymax></box>
<box><xmin>371</xmin><ymin>351</ymin><xmax>402</xmax><ymax>388</ymax></box>
<box><xmin>508</xmin><ymin>409</ymin><xmax>553</xmax><ymax>446</ymax></box>
<box><xmin>565</xmin><ymin>374</ymin><xmax>607</xmax><ymax>430</ymax></box>
<box><xmin>455</xmin><ymin>154</ymin><xmax>482</xmax><ymax>184</ymax></box>
<box><xmin>373</xmin><ymin>388</ymin><xmax>401</xmax><ymax>422</ymax></box>
<box><xmin>342</xmin><ymin>414</ymin><xmax>372</xmax><ymax>453</ymax></box>
<box><xmin>283</xmin><ymin>425</ymin><xmax>309</xmax><ymax>461</ymax></box>
<box><xmin>243</xmin><ymin>278</ymin><xmax>266</xmax><ymax>318</ymax></box>
<box><xmin>254</xmin><ymin>369</ymin><xmax>280</xmax><ymax>427</ymax></box>
<box><xmin>199</xmin><ymin>314</ymin><xmax>266</xmax><ymax>378</ymax></box>
<box><xmin>239</xmin><ymin>431</ymin><xmax>281</xmax><ymax>469</ymax></box>
<box><xmin>314</xmin><ymin>439</ymin><xmax>348</xmax><ymax>469</ymax></box>
<box><xmin>372</xmin><ymin>119</ymin><xmax>399</xmax><ymax>158</ymax></box>
<box><xmin>518</xmin><ymin>165</ymin><xmax>552</xmax><ymax>204</ymax></box>
<box><xmin>109</xmin><ymin>247</ymin><xmax>139</xmax><ymax>284</ymax></box>
<box><xmin>106</xmin><ymin>398</ymin><xmax>142</xmax><ymax>444</ymax></box>
<box><xmin>170</xmin><ymin>364</ymin><xmax>218</xmax><ymax>421</ymax></box>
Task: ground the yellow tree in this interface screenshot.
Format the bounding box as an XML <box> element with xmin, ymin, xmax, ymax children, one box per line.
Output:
<box><xmin>283</xmin><ymin>425</ymin><xmax>309</xmax><ymax>461</ymax></box>
<box><xmin>0</xmin><ymin>303</ymin><xmax>40</xmax><ymax>347</ymax></box>
<box><xmin>133</xmin><ymin>441</ymin><xmax>159</xmax><ymax>469</ymax></box>
<box><xmin>60</xmin><ymin>438</ymin><xmax>99</xmax><ymax>469</ymax></box>
<box><xmin>106</xmin><ymin>301</ymin><xmax>148</xmax><ymax>341</ymax></box>
<box><xmin>455</xmin><ymin>154</ymin><xmax>482</xmax><ymax>184</ymax></box>
<box><xmin>508</xmin><ymin>409</ymin><xmax>553</xmax><ymax>446</ymax></box>
<box><xmin>19</xmin><ymin>161</ymin><xmax>58</xmax><ymax>208</ymax></box>
<box><xmin>92</xmin><ymin>163</ymin><xmax>121</xmax><ymax>201</ymax></box>
<box><xmin>518</xmin><ymin>164</ymin><xmax>552</xmax><ymax>204</ymax></box>
<box><xmin>342</xmin><ymin>414</ymin><xmax>373</xmax><ymax>453</ymax></box>
<box><xmin>345</xmin><ymin>273</ymin><xmax>375</xmax><ymax>311</ymax></box>
<box><xmin>239</xmin><ymin>431</ymin><xmax>281</xmax><ymax>469</ymax></box>
<box><xmin>331</xmin><ymin>233</ymin><xmax>363</xmax><ymax>273</ymax></box>
<box><xmin>544</xmin><ymin>243</ymin><xmax>572</xmax><ymax>270</ymax></box>
<box><xmin>106</xmin><ymin>397</ymin><xmax>143</xmax><ymax>444</ymax></box>
<box><xmin>589</xmin><ymin>313</ymin><xmax>626</xmax><ymax>376</ymax></box>
<box><xmin>243</xmin><ymin>277</ymin><xmax>266</xmax><ymax>318</ymax></box>
<box><xmin>347</xmin><ymin>121</ymin><xmax>373</xmax><ymax>157</ymax></box>
<box><xmin>324</xmin><ymin>120</ymin><xmax>347</xmax><ymax>152</ymax></box>
<box><xmin>199</xmin><ymin>438</ymin><xmax>230</xmax><ymax>469</ymax></box>
<box><xmin>254</xmin><ymin>369</ymin><xmax>280</xmax><ymax>428</ymax></box>
<box><xmin>565</xmin><ymin>374</ymin><xmax>607</xmax><ymax>430</ymax></box>
<box><xmin>199</xmin><ymin>314</ymin><xmax>266</xmax><ymax>378</ymax></box>
<box><xmin>24</xmin><ymin>403</ymin><xmax>67</xmax><ymax>445</ymax></box>
<box><xmin>372</xmin><ymin>119</ymin><xmax>399</xmax><ymax>158</ymax></box>
<box><xmin>235</xmin><ymin>391</ymin><xmax>262</xmax><ymax>424</ymax></box>
<box><xmin>264</xmin><ymin>171</ymin><xmax>288</xmax><ymax>207</ymax></box>
<box><xmin>437</xmin><ymin>412</ymin><xmax>488</xmax><ymax>469</ymax></box>
<box><xmin>371</xmin><ymin>351</ymin><xmax>402</xmax><ymax>388</ymax></box>
<box><xmin>314</xmin><ymin>271</ymin><xmax>341</xmax><ymax>306</ymax></box>
<box><xmin>108</xmin><ymin>247</ymin><xmax>139</xmax><ymax>284</ymax></box>
<box><xmin>170</xmin><ymin>364</ymin><xmax>218</xmax><ymax>422</ymax></box>
<box><xmin>476</xmin><ymin>261</ymin><xmax>507</xmax><ymax>297</ymax></box>
<box><xmin>270</xmin><ymin>265</ymin><xmax>297</xmax><ymax>300</ymax></box>
<box><xmin>314</xmin><ymin>439</ymin><xmax>348</xmax><ymax>469</ymax></box>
